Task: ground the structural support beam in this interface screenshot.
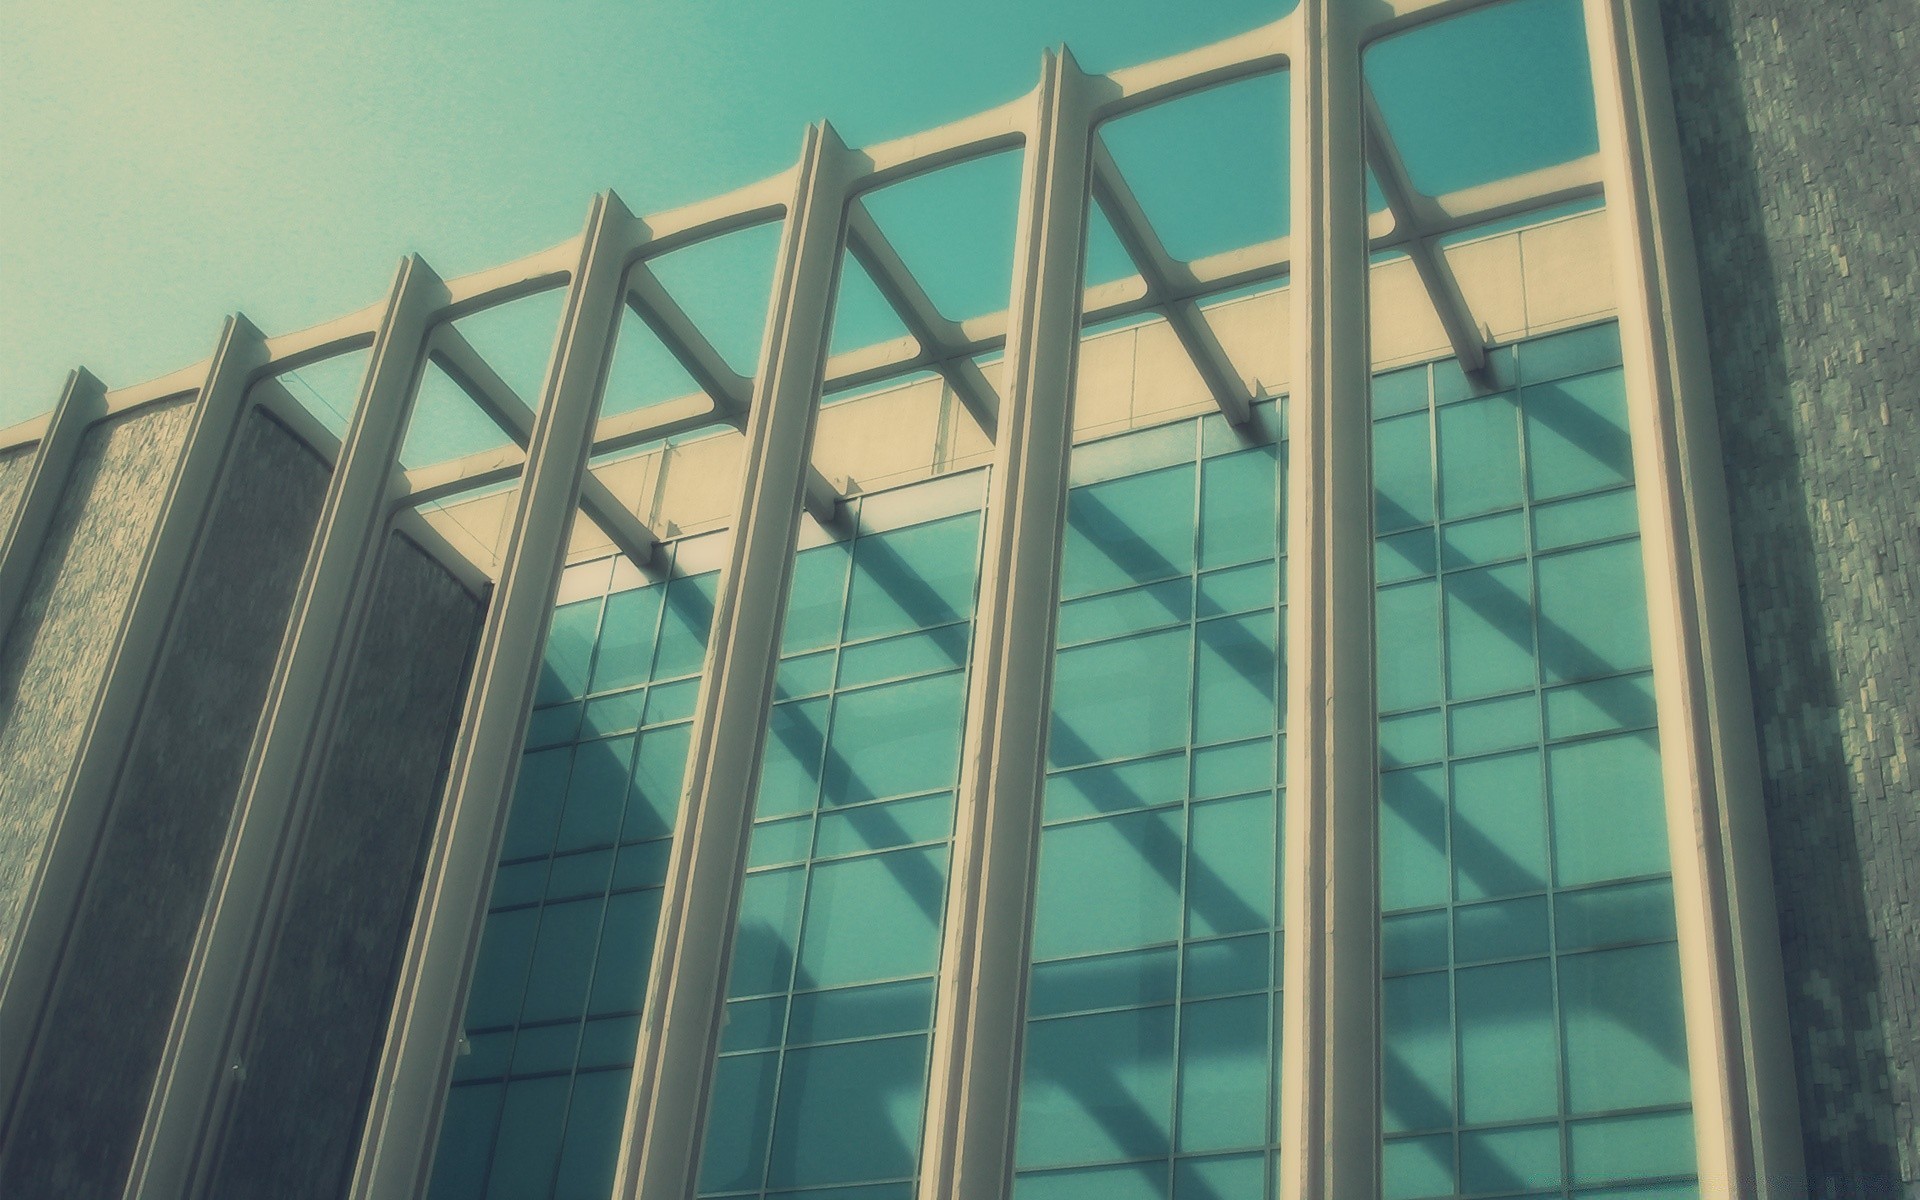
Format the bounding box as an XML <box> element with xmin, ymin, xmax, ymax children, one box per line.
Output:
<box><xmin>1090</xmin><ymin>139</ymin><xmax>1254</xmax><ymax>426</ymax></box>
<box><xmin>1361</xmin><ymin>88</ymin><xmax>1488</xmax><ymax>374</ymax></box>
<box><xmin>0</xmin><ymin>315</ymin><xmax>266</xmax><ymax>1143</ymax></box>
<box><xmin>125</xmin><ymin>255</ymin><xmax>449</xmax><ymax>1200</ymax></box>
<box><xmin>846</xmin><ymin>203</ymin><xmax>1002</xmax><ymax>436</ymax></box>
<box><xmin>616</xmin><ymin>122</ymin><xmax>856</xmax><ymax>1200</ymax></box>
<box><xmin>430</xmin><ymin>324</ymin><xmax>664</xmax><ymax>567</ymax></box>
<box><xmin>0</xmin><ymin>368</ymin><xmax>107</xmax><ymax>649</ymax></box>
<box><xmin>625</xmin><ymin>264</ymin><xmax>754</xmax><ymax>413</ymax></box>
<box><xmin>917</xmin><ymin>48</ymin><xmax>1100</xmax><ymax>1200</ymax></box>
<box><xmin>1583</xmin><ymin>0</ymin><xmax>1804</xmax><ymax>1193</ymax></box>
<box><xmin>350</xmin><ymin>192</ymin><xmax>639</xmax><ymax>1200</ymax></box>
<box><xmin>1279</xmin><ymin>3</ymin><xmax>1380</xmax><ymax>1199</ymax></box>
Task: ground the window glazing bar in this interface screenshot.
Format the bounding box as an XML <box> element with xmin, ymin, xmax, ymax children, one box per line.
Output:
<box><xmin>0</xmin><ymin>315</ymin><xmax>266</xmax><ymax>1139</ymax></box>
<box><xmin>0</xmin><ymin>368</ymin><xmax>107</xmax><ymax>648</ymax></box>
<box><xmin>615</xmin><ymin>122</ymin><xmax>857</xmax><ymax>1200</ymax></box>
<box><xmin>916</xmin><ymin>47</ymin><xmax>1100</xmax><ymax>1200</ymax></box>
<box><xmin>123</xmin><ymin>255</ymin><xmax>448</xmax><ymax>1200</ymax></box>
<box><xmin>1582</xmin><ymin>0</ymin><xmax>1804</xmax><ymax>1192</ymax></box>
<box><xmin>349</xmin><ymin>193</ymin><xmax>639</xmax><ymax>1200</ymax></box>
<box><xmin>1278</xmin><ymin>2</ymin><xmax>1379</xmax><ymax>1198</ymax></box>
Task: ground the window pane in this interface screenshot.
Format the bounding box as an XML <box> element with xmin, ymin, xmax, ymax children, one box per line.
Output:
<box><xmin>1381</xmin><ymin>767</ymin><xmax>1448</xmax><ymax>912</ymax></box>
<box><xmin>700</xmin><ymin>1052</ymin><xmax>779</xmax><ymax>1193</ymax></box>
<box><xmin>521</xmin><ymin>898</ymin><xmax>605</xmax><ymax>1023</ymax></box>
<box><xmin>1382</xmin><ymin>972</ymin><xmax>1453</xmax><ymax>1134</ymax></box>
<box><xmin>556</xmin><ymin>736</ymin><xmax>633</xmax><ymax>854</ymax></box>
<box><xmin>730</xmin><ymin>867</ymin><xmax>806</xmax><ymax>998</ymax></box>
<box><xmin>1457</xmin><ymin>959</ymin><xmax>1558</xmax><ymax>1124</ymax></box>
<box><xmin>1560</xmin><ymin>943</ymin><xmax>1691</xmax><ymax>1112</ymax></box>
<box><xmin>1444</xmin><ymin>562</ymin><xmax>1535</xmax><ymax>700</ymax></box>
<box><xmin>537</xmin><ymin>600</ymin><xmax>601</xmax><ymax>705</ymax></box>
<box><xmin>1437</xmin><ymin>393</ymin><xmax>1523</xmax><ymax>520</ymax></box>
<box><xmin>1062</xmin><ymin>464</ymin><xmax>1197</xmax><ymax>597</ymax></box>
<box><xmin>843</xmin><ymin>513</ymin><xmax>980</xmax><ymax>642</ymax></box>
<box><xmin>590</xmin><ymin>586</ymin><xmax>663</xmax><ymax>694</ymax></box>
<box><xmin>824</xmin><ymin>674</ymin><xmax>966</xmax><ymax>804</ymax></box>
<box><xmin>785</xmin><ymin>542</ymin><xmax>852</xmax><ymax>654</ymax></box>
<box><xmin>794</xmin><ymin>846</ymin><xmax>948</xmax><ymax>989</ymax></box>
<box><xmin>654</xmin><ymin>571</ymin><xmax>718</xmax><ymax>679</ymax></box>
<box><xmin>1450</xmin><ymin>749</ymin><xmax>1548</xmax><ymax>901</ymax></box>
<box><xmin>1199</xmin><ymin>447</ymin><xmax>1278</xmax><ymax>570</ymax></box>
<box><xmin>1374</xmin><ymin>412</ymin><xmax>1434</xmax><ymax>534</ymax></box>
<box><xmin>1193</xmin><ymin>612</ymin><xmax>1279</xmax><ymax>746</ymax></box>
<box><xmin>486</xmin><ymin>1077</ymin><xmax>570</xmax><ymax>1200</ymax></box>
<box><xmin>1034</xmin><ymin>809</ymin><xmax>1184</xmax><ymax>959</ymax></box>
<box><xmin>759</xmin><ymin>697</ymin><xmax>831</xmax><ymax>817</ymax></box>
<box><xmin>765</xmin><ymin>1036</ymin><xmax>928</xmax><ymax>1188</ymax></box>
<box><xmin>1548</xmin><ymin>731</ymin><xmax>1668</xmax><ymax>886</ymax></box>
<box><xmin>1378</xmin><ymin>580</ymin><xmax>1441</xmax><ymax>712</ymax></box>
<box><xmin>1524</xmin><ymin>368</ymin><xmax>1632</xmax><ymax>501</ymax></box>
<box><xmin>625</xmin><ymin>723</ymin><xmax>690</xmax><ymax>840</ymax></box>
<box><xmin>1018</xmin><ymin>1007</ymin><xmax>1176</xmax><ymax>1167</ymax></box>
<box><xmin>1536</xmin><ymin>540</ymin><xmax>1652</xmax><ymax>681</ymax></box>
<box><xmin>1185</xmin><ymin>794</ymin><xmax>1275</xmax><ymax>938</ymax></box>
<box><xmin>1176</xmin><ymin>993</ymin><xmax>1269</xmax><ymax>1151</ymax></box>
<box><xmin>1050</xmin><ymin>628</ymin><xmax>1193</xmax><ymax>768</ymax></box>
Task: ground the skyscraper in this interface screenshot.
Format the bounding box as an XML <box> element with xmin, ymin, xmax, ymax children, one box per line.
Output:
<box><xmin>0</xmin><ymin>1</ymin><xmax>1911</xmax><ymax>1198</ymax></box>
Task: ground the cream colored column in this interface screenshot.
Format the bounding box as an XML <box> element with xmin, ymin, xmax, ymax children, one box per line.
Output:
<box><xmin>350</xmin><ymin>194</ymin><xmax>637</xmax><ymax>1200</ymax></box>
<box><xmin>916</xmin><ymin>48</ymin><xmax>1099</xmax><ymax>1200</ymax></box>
<box><xmin>1583</xmin><ymin>0</ymin><xmax>1804</xmax><ymax>1193</ymax></box>
<box><xmin>1278</xmin><ymin>2</ymin><xmax>1379</xmax><ymax>1198</ymax></box>
<box><xmin>127</xmin><ymin>255</ymin><xmax>448</xmax><ymax>1200</ymax></box>
<box><xmin>0</xmin><ymin>316</ymin><xmax>266</xmax><ymax>1139</ymax></box>
<box><xmin>0</xmin><ymin>368</ymin><xmax>107</xmax><ymax>647</ymax></box>
<box><xmin>616</xmin><ymin>123</ymin><xmax>856</xmax><ymax>1200</ymax></box>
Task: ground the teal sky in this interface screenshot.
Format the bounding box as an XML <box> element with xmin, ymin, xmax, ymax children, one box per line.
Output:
<box><xmin>1</xmin><ymin>0</ymin><xmax>1596</xmax><ymax>431</ymax></box>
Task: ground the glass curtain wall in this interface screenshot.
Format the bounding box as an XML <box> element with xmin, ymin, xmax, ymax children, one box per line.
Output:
<box><xmin>1013</xmin><ymin>404</ymin><xmax>1288</xmax><ymax>1200</ymax></box>
<box><xmin>1373</xmin><ymin>323</ymin><xmax>1698</xmax><ymax>1199</ymax></box>
<box><xmin>697</xmin><ymin>470</ymin><xmax>988</xmax><ymax>1200</ymax></box>
<box><xmin>431</xmin><ymin>534</ymin><xmax>727</xmax><ymax>1200</ymax></box>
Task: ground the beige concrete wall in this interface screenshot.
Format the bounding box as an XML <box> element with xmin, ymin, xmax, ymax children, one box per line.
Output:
<box><xmin>421</xmin><ymin>208</ymin><xmax>1615</xmax><ymax>569</ymax></box>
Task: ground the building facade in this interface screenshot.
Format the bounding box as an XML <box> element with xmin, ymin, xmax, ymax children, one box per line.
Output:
<box><xmin>0</xmin><ymin>0</ymin><xmax>1912</xmax><ymax>1198</ymax></box>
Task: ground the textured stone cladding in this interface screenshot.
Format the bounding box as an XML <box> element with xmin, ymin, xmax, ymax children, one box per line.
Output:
<box><xmin>0</xmin><ymin>397</ymin><xmax>194</xmax><ymax>955</ymax></box>
<box><xmin>0</xmin><ymin>447</ymin><xmax>33</xmax><ymax>530</ymax></box>
<box><xmin>1661</xmin><ymin>0</ymin><xmax>1919</xmax><ymax>1193</ymax></box>
<box><xmin>0</xmin><ymin>407</ymin><xmax>331</xmax><ymax>1197</ymax></box>
<box><xmin>207</xmin><ymin>532</ymin><xmax>481</xmax><ymax>1200</ymax></box>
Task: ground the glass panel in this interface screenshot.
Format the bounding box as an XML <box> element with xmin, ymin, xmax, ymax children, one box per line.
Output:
<box><xmin>1021</xmin><ymin>413</ymin><xmax>1287</xmax><ymax>1196</ymax></box>
<box><xmin>1372</xmin><ymin>324</ymin><xmax>1694</xmax><ymax>1196</ymax></box>
<box><xmin>1062</xmin><ymin>463</ymin><xmax>1198</xmax><ymax>598</ymax></box>
<box><xmin>1018</xmin><ymin>1006</ymin><xmax>1176</xmax><ymax>1167</ymax></box>
<box><xmin>843</xmin><ymin>512</ymin><xmax>980</xmax><ymax>642</ymax></box>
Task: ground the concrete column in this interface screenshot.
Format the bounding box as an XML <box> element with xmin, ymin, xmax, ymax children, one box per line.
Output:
<box><xmin>616</xmin><ymin>122</ymin><xmax>856</xmax><ymax>1200</ymax></box>
<box><xmin>1277</xmin><ymin>3</ymin><xmax>1379</xmax><ymax>1199</ymax></box>
<box><xmin>916</xmin><ymin>49</ymin><xmax>1098</xmax><ymax>1200</ymax></box>
<box><xmin>350</xmin><ymin>194</ymin><xmax>637</xmax><ymax>1200</ymax></box>
<box><xmin>127</xmin><ymin>255</ymin><xmax>448</xmax><ymax>1200</ymax></box>
<box><xmin>0</xmin><ymin>368</ymin><xmax>107</xmax><ymax>648</ymax></box>
<box><xmin>0</xmin><ymin>315</ymin><xmax>266</xmax><ymax>1139</ymax></box>
<box><xmin>1583</xmin><ymin>0</ymin><xmax>1804</xmax><ymax>1193</ymax></box>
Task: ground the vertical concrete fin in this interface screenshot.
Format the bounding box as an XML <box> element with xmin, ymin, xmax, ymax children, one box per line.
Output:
<box><xmin>616</xmin><ymin>121</ymin><xmax>857</xmax><ymax>1200</ymax></box>
<box><xmin>916</xmin><ymin>46</ymin><xmax>1101</xmax><ymax>1200</ymax></box>
<box><xmin>1278</xmin><ymin>3</ymin><xmax>1380</xmax><ymax>1198</ymax></box>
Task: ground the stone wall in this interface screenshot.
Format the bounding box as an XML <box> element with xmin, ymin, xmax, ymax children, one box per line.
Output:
<box><xmin>1661</xmin><ymin>0</ymin><xmax>1920</xmax><ymax>1192</ymax></box>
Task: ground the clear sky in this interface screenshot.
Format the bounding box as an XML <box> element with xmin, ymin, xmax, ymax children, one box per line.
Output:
<box><xmin>1</xmin><ymin>0</ymin><xmax>1596</xmax><ymax>431</ymax></box>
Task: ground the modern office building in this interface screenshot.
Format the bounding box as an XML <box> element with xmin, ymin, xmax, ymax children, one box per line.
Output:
<box><xmin>0</xmin><ymin>0</ymin><xmax>1911</xmax><ymax>1198</ymax></box>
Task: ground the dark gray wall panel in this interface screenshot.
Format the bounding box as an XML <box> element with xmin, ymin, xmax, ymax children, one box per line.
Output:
<box><xmin>207</xmin><ymin>532</ymin><xmax>481</xmax><ymax>1200</ymax></box>
<box><xmin>0</xmin><ymin>398</ymin><xmax>194</xmax><ymax>956</ymax></box>
<box><xmin>0</xmin><ymin>409</ymin><xmax>330</xmax><ymax>1196</ymax></box>
<box><xmin>1662</xmin><ymin>0</ymin><xmax>1920</xmax><ymax>1192</ymax></box>
<box><xmin>0</xmin><ymin>447</ymin><xmax>33</xmax><ymax>532</ymax></box>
